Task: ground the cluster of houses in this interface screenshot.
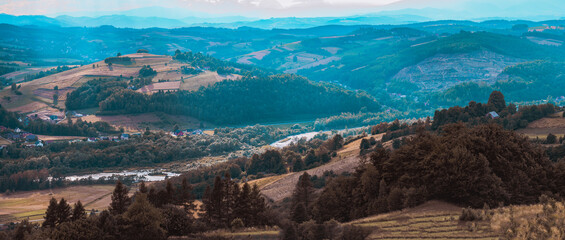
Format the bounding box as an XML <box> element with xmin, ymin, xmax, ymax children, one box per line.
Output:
<box><xmin>72</xmin><ymin>133</ymin><xmax>137</xmax><ymax>144</ymax></box>
<box><xmin>529</xmin><ymin>25</ymin><xmax>565</xmax><ymax>32</ymax></box>
<box><xmin>0</xmin><ymin>126</ymin><xmax>43</xmax><ymax>147</ymax></box>
<box><xmin>171</xmin><ymin>129</ymin><xmax>205</xmax><ymax>137</ymax></box>
<box><xmin>0</xmin><ymin>124</ymin><xmax>143</xmax><ymax>148</ymax></box>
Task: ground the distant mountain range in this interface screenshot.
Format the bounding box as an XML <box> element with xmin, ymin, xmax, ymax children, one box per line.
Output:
<box><xmin>0</xmin><ymin>13</ymin><xmax>431</xmax><ymax>29</ymax></box>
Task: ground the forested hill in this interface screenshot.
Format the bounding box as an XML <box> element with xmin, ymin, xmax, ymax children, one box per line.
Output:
<box><xmin>98</xmin><ymin>74</ymin><xmax>380</xmax><ymax>125</ymax></box>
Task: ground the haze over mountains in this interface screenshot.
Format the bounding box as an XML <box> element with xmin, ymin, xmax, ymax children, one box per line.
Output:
<box><xmin>1</xmin><ymin>0</ymin><xmax>565</xmax><ymax>29</ymax></box>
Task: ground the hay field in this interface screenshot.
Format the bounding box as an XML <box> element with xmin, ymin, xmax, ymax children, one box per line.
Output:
<box><xmin>350</xmin><ymin>201</ymin><xmax>501</xmax><ymax>240</ymax></box>
<box><xmin>0</xmin><ymin>185</ymin><xmax>115</xmax><ymax>224</ymax></box>
<box><xmin>517</xmin><ymin>112</ymin><xmax>565</xmax><ymax>138</ymax></box>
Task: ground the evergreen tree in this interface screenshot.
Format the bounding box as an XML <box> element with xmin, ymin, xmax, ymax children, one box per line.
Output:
<box><xmin>249</xmin><ymin>184</ymin><xmax>266</xmax><ymax>226</ymax></box>
<box><xmin>234</xmin><ymin>182</ymin><xmax>253</xmax><ymax>226</ymax></box>
<box><xmin>208</xmin><ymin>175</ymin><xmax>225</xmax><ymax>227</ymax></box>
<box><xmin>43</xmin><ymin>197</ymin><xmax>58</xmax><ymax>228</ymax></box>
<box><xmin>165</xmin><ymin>180</ymin><xmax>174</xmax><ymax>205</ymax></box>
<box><xmin>110</xmin><ymin>180</ymin><xmax>131</xmax><ymax>215</ymax></box>
<box><xmin>56</xmin><ymin>198</ymin><xmax>72</xmax><ymax>225</ymax></box>
<box><xmin>71</xmin><ymin>200</ymin><xmax>86</xmax><ymax>221</ymax></box>
<box><xmin>179</xmin><ymin>177</ymin><xmax>195</xmax><ymax>213</ymax></box>
<box><xmin>290</xmin><ymin>173</ymin><xmax>313</xmax><ymax>223</ymax></box>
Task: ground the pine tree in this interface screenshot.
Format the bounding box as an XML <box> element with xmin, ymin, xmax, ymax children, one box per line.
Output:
<box><xmin>249</xmin><ymin>184</ymin><xmax>266</xmax><ymax>226</ymax></box>
<box><xmin>43</xmin><ymin>197</ymin><xmax>58</xmax><ymax>228</ymax></box>
<box><xmin>165</xmin><ymin>180</ymin><xmax>174</xmax><ymax>205</ymax></box>
<box><xmin>71</xmin><ymin>200</ymin><xmax>86</xmax><ymax>221</ymax></box>
<box><xmin>56</xmin><ymin>198</ymin><xmax>72</xmax><ymax>225</ymax></box>
<box><xmin>200</xmin><ymin>185</ymin><xmax>213</xmax><ymax>223</ymax></box>
<box><xmin>291</xmin><ymin>203</ymin><xmax>308</xmax><ymax>223</ymax></box>
<box><xmin>234</xmin><ymin>182</ymin><xmax>253</xmax><ymax>226</ymax></box>
<box><xmin>209</xmin><ymin>175</ymin><xmax>225</xmax><ymax>227</ymax></box>
<box><xmin>110</xmin><ymin>180</ymin><xmax>131</xmax><ymax>215</ymax></box>
<box><xmin>223</xmin><ymin>173</ymin><xmax>239</xmax><ymax>226</ymax></box>
<box><xmin>179</xmin><ymin>177</ymin><xmax>195</xmax><ymax>213</ymax></box>
<box><xmin>290</xmin><ymin>172</ymin><xmax>313</xmax><ymax>223</ymax></box>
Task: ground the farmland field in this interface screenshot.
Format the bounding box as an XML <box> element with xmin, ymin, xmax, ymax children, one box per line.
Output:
<box><xmin>516</xmin><ymin>112</ymin><xmax>565</xmax><ymax>139</ymax></box>
<box><xmin>349</xmin><ymin>201</ymin><xmax>501</xmax><ymax>240</ymax></box>
<box><xmin>0</xmin><ymin>185</ymin><xmax>116</xmax><ymax>224</ymax></box>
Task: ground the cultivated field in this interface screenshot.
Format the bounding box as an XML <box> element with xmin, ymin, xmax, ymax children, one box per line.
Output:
<box><xmin>80</xmin><ymin>112</ymin><xmax>206</xmax><ymax>132</ymax></box>
<box><xmin>517</xmin><ymin>112</ymin><xmax>565</xmax><ymax>139</ymax></box>
<box><xmin>0</xmin><ymin>185</ymin><xmax>115</xmax><ymax>224</ymax></box>
<box><xmin>0</xmin><ymin>53</ymin><xmax>172</xmax><ymax>114</ymax></box>
<box><xmin>349</xmin><ymin>201</ymin><xmax>501</xmax><ymax>240</ymax></box>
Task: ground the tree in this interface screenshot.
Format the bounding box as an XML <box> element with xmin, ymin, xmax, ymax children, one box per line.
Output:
<box><xmin>178</xmin><ymin>177</ymin><xmax>195</xmax><ymax>212</ymax></box>
<box><xmin>234</xmin><ymin>182</ymin><xmax>252</xmax><ymax>226</ymax></box>
<box><xmin>71</xmin><ymin>200</ymin><xmax>86</xmax><ymax>221</ymax></box>
<box><xmin>56</xmin><ymin>198</ymin><xmax>72</xmax><ymax>225</ymax></box>
<box><xmin>161</xmin><ymin>205</ymin><xmax>193</xmax><ymax>236</ymax></box>
<box><xmin>123</xmin><ymin>194</ymin><xmax>167</xmax><ymax>240</ymax></box>
<box><xmin>53</xmin><ymin>94</ymin><xmax>58</xmax><ymax>106</ymax></box>
<box><xmin>291</xmin><ymin>172</ymin><xmax>313</xmax><ymax>223</ymax></box>
<box><xmin>360</xmin><ymin>138</ymin><xmax>370</xmax><ymax>150</ymax></box>
<box><xmin>43</xmin><ymin>197</ymin><xmax>58</xmax><ymax>228</ymax></box>
<box><xmin>11</xmin><ymin>83</ymin><xmax>16</xmax><ymax>91</ymax></box>
<box><xmin>546</xmin><ymin>133</ymin><xmax>557</xmax><ymax>144</ymax></box>
<box><xmin>292</xmin><ymin>158</ymin><xmax>305</xmax><ymax>172</ymax></box>
<box><xmin>139</xmin><ymin>181</ymin><xmax>148</xmax><ymax>194</ymax></box>
<box><xmin>488</xmin><ymin>91</ymin><xmax>506</xmax><ymax>112</ymax></box>
<box><xmin>110</xmin><ymin>180</ymin><xmax>131</xmax><ymax>215</ymax></box>
<box><xmin>117</xmin><ymin>53</ymin><xmax>122</xmax><ymax>57</ymax></box>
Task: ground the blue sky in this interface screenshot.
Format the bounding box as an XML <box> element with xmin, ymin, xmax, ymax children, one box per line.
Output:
<box><xmin>1</xmin><ymin>0</ymin><xmax>564</xmax><ymax>19</ymax></box>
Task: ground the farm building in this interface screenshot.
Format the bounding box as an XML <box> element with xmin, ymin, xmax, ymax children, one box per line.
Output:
<box><xmin>25</xmin><ymin>134</ymin><xmax>38</xmax><ymax>142</ymax></box>
<box><xmin>486</xmin><ymin>111</ymin><xmax>500</xmax><ymax>119</ymax></box>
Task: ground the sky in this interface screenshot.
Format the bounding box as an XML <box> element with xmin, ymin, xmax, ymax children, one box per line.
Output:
<box><xmin>1</xmin><ymin>0</ymin><xmax>564</xmax><ymax>19</ymax></box>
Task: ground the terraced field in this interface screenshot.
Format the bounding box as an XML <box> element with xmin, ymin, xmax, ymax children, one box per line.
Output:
<box><xmin>350</xmin><ymin>201</ymin><xmax>501</xmax><ymax>240</ymax></box>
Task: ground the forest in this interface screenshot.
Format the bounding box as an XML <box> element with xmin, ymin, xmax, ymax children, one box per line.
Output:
<box><xmin>98</xmin><ymin>74</ymin><xmax>380</xmax><ymax>125</ymax></box>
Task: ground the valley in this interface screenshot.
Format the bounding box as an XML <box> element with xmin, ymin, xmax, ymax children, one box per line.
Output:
<box><xmin>1</xmin><ymin>5</ymin><xmax>565</xmax><ymax>239</ymax></box>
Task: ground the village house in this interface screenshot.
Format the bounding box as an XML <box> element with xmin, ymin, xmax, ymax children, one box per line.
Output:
<box><xmin>486</xmin><ymin>111</ymin><xmax>500</xmax><ymax>119</ymax></box>
<box><xmin>25</xmin><ymin>134</ymin><xmax>38</xmax><ymax>142</ymax></box>
<box><xmin>121</xmin><ymin>133</ymin><xmax>130</xmax><ymax>140</ymax></box>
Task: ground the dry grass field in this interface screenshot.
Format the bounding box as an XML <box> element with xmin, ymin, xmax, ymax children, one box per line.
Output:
<box><xmin>349</xmin><ymin>201</ymin><xmax>501</xmax><ymax>240</ymax></box>
<box><xmin>0</xmin><ymin>137</ymin><xmax>11</xmax><ymax>145</ymax></box>
<box><xmin>0</xmin><ymin>185</ymin><xmax>115</xmax><ymax>224</ymax></box>
<box><xmin>179</xmin><ymin>71</ymin><xmax>240</xmax><ymax>91</ymax></box>
<box><xmin>517</xmin><ymin>112</ymin><xmax>565</xmax><ymax>139</ymax></box>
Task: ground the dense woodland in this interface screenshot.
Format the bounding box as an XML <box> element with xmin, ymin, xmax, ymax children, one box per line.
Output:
<box><xmin>98</xmin><ymin>74</ymin><xmax>380</xmax><ymax>125</ymax></box>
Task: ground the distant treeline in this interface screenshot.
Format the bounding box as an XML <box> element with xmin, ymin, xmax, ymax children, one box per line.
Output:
<box><xmin>97</xmin><ymin>74</ymin><xmax>380</xmax><ymax>125</ymax></box>
<box><xmin>24</xmin><ymin>65</ymin><xmax>75</xmax><ymax>82</ymax></box>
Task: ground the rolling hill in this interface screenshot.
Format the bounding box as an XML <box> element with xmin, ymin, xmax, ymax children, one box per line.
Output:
<box><xmin>0</xmin><ymin>52</ymin><xmax>380</xmax><ymax>128</ymax></box>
